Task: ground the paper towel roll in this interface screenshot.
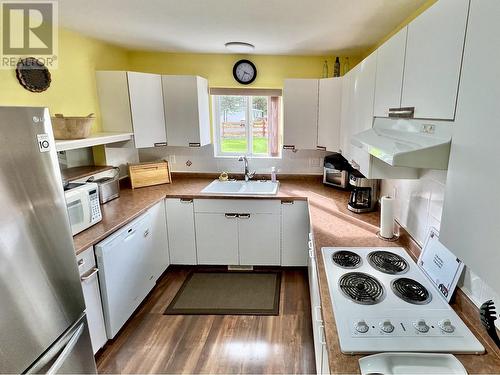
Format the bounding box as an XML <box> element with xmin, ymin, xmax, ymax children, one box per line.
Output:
<box><xmin>380</xmin><ymin>196</ymin><xmax>395</xmax><ymax>239</ymax></box>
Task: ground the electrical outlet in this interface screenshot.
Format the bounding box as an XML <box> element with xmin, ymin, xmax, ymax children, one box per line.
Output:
<box><xmin>310</xmin><ymin>157</ymin><xmax>321</xmax><ymax>168</ymax></box>
<box><xmin>169</xmin><ymin>155</ymin><xmax>176</xmax><ymax>164</ymax></box>
<box><xmin>421</xmin><ymin>124</ymin><xmax>436</xmax><ymax>134</ymax></box>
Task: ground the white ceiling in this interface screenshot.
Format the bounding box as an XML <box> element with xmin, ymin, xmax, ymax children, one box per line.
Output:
<box><xmin>59</xmin><ymin>0</ymin><xmax>428</xmax><ymax>55</ymax></box>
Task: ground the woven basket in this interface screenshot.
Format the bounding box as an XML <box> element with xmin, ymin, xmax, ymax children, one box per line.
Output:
<box><xmin>51</xmin><ymin>113</ymin><xmax>94</xmax><ymax>140</ymax></box>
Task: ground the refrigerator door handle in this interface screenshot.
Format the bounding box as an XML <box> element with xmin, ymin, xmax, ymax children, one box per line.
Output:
<box><xmin>26</xmin><ymin>321</ymin><xmax>85</xmax><ymax>374</ymax></box>
<box><xmin>46</xmin><ymin>324</ymin><xmax>84</xmax><ymax>375</ymax></box>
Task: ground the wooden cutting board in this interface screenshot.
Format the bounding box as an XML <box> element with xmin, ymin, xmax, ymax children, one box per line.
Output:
<box><xmin>128</xmin><ymin>161</ymin><xmax>171</xmax><ymax>189</ymax></box>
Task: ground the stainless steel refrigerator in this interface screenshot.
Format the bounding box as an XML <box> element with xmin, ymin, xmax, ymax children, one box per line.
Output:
<box><xmin>0</xmin><ymin>107</ymin><xmax>97</xmax><ymax>374</ymax></box>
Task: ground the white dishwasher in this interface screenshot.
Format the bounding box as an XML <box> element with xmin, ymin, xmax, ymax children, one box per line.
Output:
<box><xmin>95</xmin><ymin>212</ymin><xmax>156</xmax><ymax>339</ymax></box>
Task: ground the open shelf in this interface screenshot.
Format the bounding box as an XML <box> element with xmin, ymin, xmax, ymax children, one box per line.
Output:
<box><xmin>55</xmin><ymin>132</ymin><xmax>133</xmax><ymax>152</ymax></box>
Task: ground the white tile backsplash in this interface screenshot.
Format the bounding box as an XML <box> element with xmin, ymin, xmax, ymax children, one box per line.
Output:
<box><xmin>138</xmin><ymin>144</ymin><xmax>327</xmax><ymax>175</ymax></box>
<box><xmin>382</xmin><ymin>170</ymin><xmax>500</xmax><ymax>328</ymax></box>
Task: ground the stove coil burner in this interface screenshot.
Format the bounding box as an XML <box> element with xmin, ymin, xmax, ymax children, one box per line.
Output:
<box><xmin>339</xmin><ymin>272</ymin><xmax>384</xmax><ymax>305</ymax></box>
<box><xmin>368</xmin><ymin>250</ymin><xmax>408</xmax><ymax>274</ymax></box>
<box><xmin>332</xmin><ymin>250</ymin><xmax>362</xmax><ymax>269</ymax></box>
<box><xmin>391</xmin><ymin>278</ymin><xmax>432</xmax><ymax>305</ymax></box>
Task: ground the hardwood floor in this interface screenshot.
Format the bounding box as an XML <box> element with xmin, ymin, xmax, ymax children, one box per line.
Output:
<box><xmin>96</xmin><ymin>267</ymin><xmax>316</xmax><ymax>374</ymax></box>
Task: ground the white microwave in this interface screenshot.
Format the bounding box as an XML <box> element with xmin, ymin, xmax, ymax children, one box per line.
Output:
<box><xmin>65</xmin><ymin>182</ymin><xmax>102</xmax><ymax>236</ymax></box>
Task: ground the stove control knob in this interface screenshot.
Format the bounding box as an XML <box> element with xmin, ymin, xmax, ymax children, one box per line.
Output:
<box><xmin>438</xmin><ymin>319</ymin><xmax>455</xmax><ymax>333</ymax></box>
<box><xmin>355</xmin><ymin>320</ymin><xmax>369</xmax><ymax>333</ymax></box>
<box><xmin>380</xmin><ymin>319</ymin><xmax>395</xmax><ymax>333</ymax></box>
<box><xmin>413</xmin><ymin>319</ymin><xmax>430</xmax><ymax>333</ymax></box>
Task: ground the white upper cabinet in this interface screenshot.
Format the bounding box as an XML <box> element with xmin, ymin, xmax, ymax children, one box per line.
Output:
<box><xmin>96</xmin><ymin>71</ymin><xmax>167</xmax><ymax>148</ymax></box>
<box><xmin>339</xmin><ymin>70</ymin><xmax>352</xmax><ymax>156</ymax></box>
<box><xmin>347</xmin><ymin>53</ymin><xmax>376</xmax><ymax>175</ymax></box>
<box><xmin>401</xmin><ymin>0</ymin><xmax>469</xmax><ymax>120</ymax></box>
<box><xmin>440</xmin><ymin>0</ymin><xmax>500</xmax><ymax>296</ymax></box>
<box><xmin>162</xmin><ymin>75</ymin><xmax>211</xmax><ymax>147</ymax></box>
<box><xmin>283</xmin><ymin>79</ymin><xmax>319</xmax><ymax>150</ymax></box>
<box><xmin>374</xmin><ymin>27</ymin><xmax>407</xmax><ymax>117</ymax></box>
<box><xmin>127</xmin><ymin>72</ymin><xmax>168</xmax><ymax>148</ymax></box>
<box><xmin>317</xmin><ymin>78</ymin><xmax>342</xmax><ymax>152</ymax></box>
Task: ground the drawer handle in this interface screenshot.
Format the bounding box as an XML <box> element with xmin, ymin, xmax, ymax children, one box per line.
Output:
<box><xmin>144</xmin><ymin>229</ymin><xmax>150</xmax><ymax>237</ymax></box>
<box><xmin>281</xmin><ymin>200</ymin><xmax>294</xmax><ymax>205</ymax></box>
<box><xmin>238</xmin><ymin>213</ymin><xmax>251</xmax><ymax>219</ymax></box>
<box><xmin>80</xmin><ymin>267</ymin><xmax>98</xmax><ymax>282</ymax></box>
<box><xmin>316</xmin><ymin>146</ymin><xmax>326</xmax><ymax>151</ymax></box>
<box><xmin>180</xmin><ymin>198</ymin><xmax>193</xmax><ymax>203</ymax></box>
<box><xmin>309</xmin><ymin>249</ymin><xmax>314</xmax><ymax>259</ymax></box>
<box><xmin>318</xmin><ymin>325</ymin><xmax>326</xmax><ymax>345</ymax></box>
<box><xmin>77</xmin><ymin>259</ymin><xmax>85</xmax><ymax>267</ymax></box>
<box><xmin>189</xmin><ymin>142</ymin><xmax>201</xmax><ymax>147</ymax></box>
<box><xmin>283</xmin><ymin>145</ymin><xmax>295</xmax><ymax>150</ymax></box>
<box><xmin>154</xmin><ymin>142</ymin><xmax>167</xmax><ymax>147</ymax></box>
<box><xmin>308</xmin><ymin>240</ymin><xmax>313</xmax><ymax>250</ymax></box>
<box><xmin>315</xmin><ymin>305</ymin><xmax>323</xmax><ymax>323</ymax></box>
<box><xmin>225</xmin><ymin>213</ymin><xmax>238</xmax><ymax>219</ymax></box>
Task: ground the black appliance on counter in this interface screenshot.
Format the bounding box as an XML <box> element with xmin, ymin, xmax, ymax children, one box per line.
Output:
<box><xmin>323</xmin><ymin>153</ymin><xmax>352</xmax><ymax>189</ymax></box>
<box><xmin>347</xmin><ymin>170</ymin><xmax>380</xmax><ymax>213</ymax></box>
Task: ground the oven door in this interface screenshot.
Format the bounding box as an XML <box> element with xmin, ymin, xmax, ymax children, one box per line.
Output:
<box><xmin>323</xmin><ymin>167</ymin><xmax>346</xmax><ymax>188</ymax></box>
<box><xmin>65</xmin><ymin>191</ymin><xmax>91</xmax><ymax>236</ymax></box>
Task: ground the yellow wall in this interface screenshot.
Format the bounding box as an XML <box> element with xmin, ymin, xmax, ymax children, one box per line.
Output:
<box><xmin>127</xmin><ymin>52</ymin><xmax>362</xmax><ymax>88</ymax></box>
<box><xmin>0</xmin><ymin>28</ymin><xmax>129</xmax><ymax>132</ymax></box>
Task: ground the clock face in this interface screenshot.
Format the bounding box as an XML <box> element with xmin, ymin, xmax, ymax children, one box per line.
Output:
<box><xmin>233</xmin><ymin>60</ymin><xmax>257</xmax><ymax>84</ymax></box>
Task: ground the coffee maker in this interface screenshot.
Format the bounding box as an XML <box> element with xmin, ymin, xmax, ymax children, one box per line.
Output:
<box><xmin>347</xmin><ymin>171</ymin><xmax>379</xmax><ymax>213</ymax></box>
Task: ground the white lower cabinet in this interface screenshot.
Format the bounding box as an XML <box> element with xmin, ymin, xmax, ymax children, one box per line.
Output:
<box><xmin>281</xmin><ymin>200</ymin><xmax>309</xmax><ymax>266</ymax></box>
<box><xmin>195</xmin><ymin>213</ymin><xmax>239</xmax><ymax>265</ymax></box>
<box><xmin>77</xmin><ymin>247</ymin><xmax>107</xmax><ymax>354</ymax></box>
<box><xmin>165</xmin><ymin>198</ymin><xmax>197</xmax><ymax>264</ymax></box>
<box><xmin>193</xmin><ymin>199</ymin><xmax>281</xmax><ymax>266</ymax></box>
<box><xmin>308</xmin><ymin>234</ymin><xmax>330</xmax><ymax>375</ymax></box>
<box><xmin>143</xmin><ymin>200</ymin><xmax>169</xmax><ymax>281</ymax></box>
<box><xmin>239</xmin><ymin>213</ymin><xmax>281</xmax><ymax>266</ymax></box>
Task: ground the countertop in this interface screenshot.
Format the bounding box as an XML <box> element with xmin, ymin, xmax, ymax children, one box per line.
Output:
<box><xmin>73</xmin><ymin>173</ymin><xmax>500</xmax><ymax>374</ymax></box>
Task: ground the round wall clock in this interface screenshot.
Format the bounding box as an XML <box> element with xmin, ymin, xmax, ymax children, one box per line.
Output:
<box><xmin>233</xmin><ymin>59</ymin><xmax>257</xmax><ymax>85</ymax></box>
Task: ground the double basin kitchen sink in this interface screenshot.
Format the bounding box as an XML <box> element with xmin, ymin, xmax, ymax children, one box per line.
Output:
<box><xmin>201</xmin><ymin>180</ymin><xmax>279</xmax><ymax>196</ymax></box>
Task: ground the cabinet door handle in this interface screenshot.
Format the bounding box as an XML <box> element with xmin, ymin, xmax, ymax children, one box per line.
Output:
<box><xmin>180</xmin><ymin>198</ymin><xmax>193</xmax><ymax>203</ymax></box>
<box><xmin>388</xmin><ymin>106</ymin><xmax>415</xmax><ymax>118</ymax></box>
<box><xmin>349</xmin><ymin>159</ymin><xmax>360</xmax><ymax>170</ymax></box>
<box><xmin>283</xmin><ymin>145</ymin><xmax>295</xmax><ymax>150</ymax></box>
<box><xmin>316</xmin><ymin>146</ymin><xmax>326</xmax><ymax>151</ymax></box>
<box><xmin>77</xmin><ymin>259</ymin><xmax>85</xmax><ymax>267</ymax></box>
<box><xmin>189</xmin><ymin>142</ymin><xmax>201</xmax><ymax>147</ymax></box>
<box><xmin>309</xmin><ymin>249</ymin><xmax>314</xmax><ymax>258</ymax></box>
<box><xmin>281</xmin><ymin>200</ymin><xmax>294</xmax><ymax>205</ymax></box>
<box><xmin>144</xmin><ymin>229</ymin><xmax>150</xmax><ymax>237</ymax></box>
<box><xmin>308</xmin><ymin>240</ymin><xmax>313</xmax><ymax>250</ymax></box>
<box><xmin>154</xmin><ymin>142</ymin><xmax>167</xmax><ymax>147</ymax></box>
<box><xmin>225</xmin><ymin>213</ymin><xmax>238</xmax><ymax>219</ymax></box>
<box><xmin>238</xmin><ymin>213</ymin><xmax>251</xmax><ymax>219</ymax></box>
<box><xmin>80</xmin><ymin>267</ymin><xmax>98</xmax><ymax>282</ymax></box>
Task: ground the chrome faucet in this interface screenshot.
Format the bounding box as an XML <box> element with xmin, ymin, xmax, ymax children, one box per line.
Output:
<box><xmin>238</xmin><ymin>156</ymin><xmax>256</xmax><ymax>181</ymax></box>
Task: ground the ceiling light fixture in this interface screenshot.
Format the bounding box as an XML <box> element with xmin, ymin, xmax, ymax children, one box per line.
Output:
<box><xmin>225</xmin><ymin>42</ymin><xmax>255</xmax><ymax>53</ymax></box>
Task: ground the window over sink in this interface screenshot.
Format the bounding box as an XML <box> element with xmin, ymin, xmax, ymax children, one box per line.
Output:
<box><xmin>211</xmin><ymin>88</ymin><xmax>282</xmax><ymax>158</ymax></box>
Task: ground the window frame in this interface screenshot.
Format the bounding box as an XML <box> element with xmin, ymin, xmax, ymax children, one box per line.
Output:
<box><xmin>212</xmin><ymin>93</ymin><xmax>282</xmax><ymax>159</ymax></box>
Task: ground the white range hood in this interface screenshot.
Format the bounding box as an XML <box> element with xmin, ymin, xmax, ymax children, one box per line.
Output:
<box><xmin>351</xmin><ymin>117</ymin><xmax>453</xmax><ymax>169</ymax></box>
